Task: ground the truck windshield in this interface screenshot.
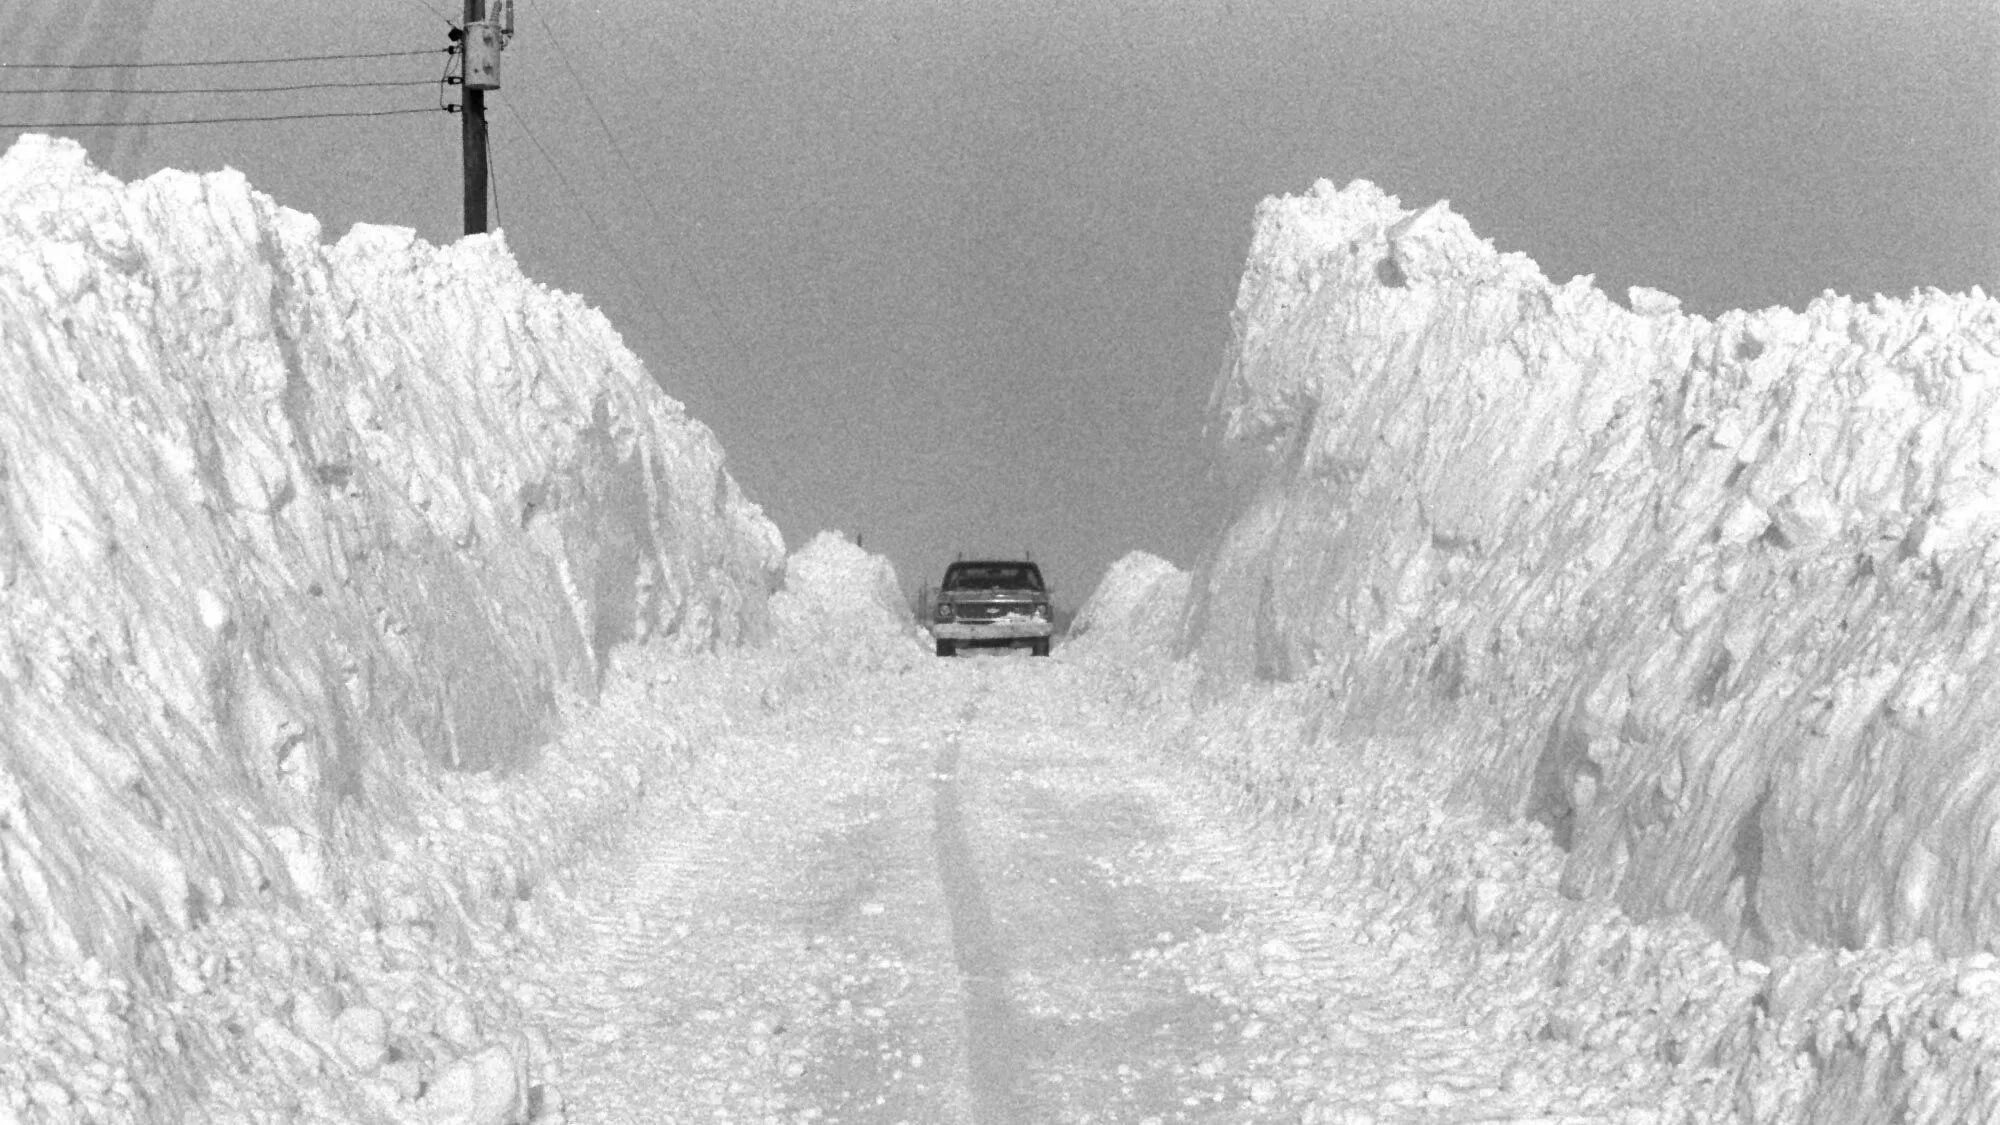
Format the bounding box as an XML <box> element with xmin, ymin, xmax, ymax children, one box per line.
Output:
<box><xmin>944</xmin><ymin>564</ymin><xmax>1043</xmax><ymax>591</ymax></box>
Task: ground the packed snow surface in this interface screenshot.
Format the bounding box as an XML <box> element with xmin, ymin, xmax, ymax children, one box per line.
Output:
<box><xmin>524</xmin><ymin>648</ymin><xmax>1761</xmax><ymax>1123</ymax></box>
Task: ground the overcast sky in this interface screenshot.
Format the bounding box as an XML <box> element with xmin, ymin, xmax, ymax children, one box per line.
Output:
<box><xmin>4</xmin><ymin>0</ymin><xmax>1996</xmax><ymax>603</ymax></box>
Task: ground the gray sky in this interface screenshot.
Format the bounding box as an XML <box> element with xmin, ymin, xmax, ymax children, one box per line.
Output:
<box><xmin>5</xmin><ymin>0</ymin><xmax>1996</xmax><ymax>604</ymax></box>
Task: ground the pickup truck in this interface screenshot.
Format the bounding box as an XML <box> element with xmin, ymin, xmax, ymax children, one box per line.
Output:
<box><xmin>929</xmin><ymin>559</ymin><xmax>1053</xmax><ymax>657</ymax></box>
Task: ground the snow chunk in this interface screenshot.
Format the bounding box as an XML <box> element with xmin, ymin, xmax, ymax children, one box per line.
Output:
<box><xmin>418</xmin><ymin>1044</ymin><xmax>525</xmax><ymax>1125</ymax></box>
<box><xmin>332</xmin><ymin>1006</ymin><xmax>390</xmax><ymax>1072</ymax></box>
<box><xmin>1628</xmin><ymin>286</ymin><xmax>1684</xmax><ymax>316</ymax></box>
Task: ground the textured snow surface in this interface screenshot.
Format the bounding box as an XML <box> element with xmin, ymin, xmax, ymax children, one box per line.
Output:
<box><xmin>1181</xmin><ymin>178</ymin><xmax>2000</xmax><ymax>1117</ymax></box>
<box><xmin>521</xmin><ymin>648</ymin><xmax>1756</xmax><ymax>1123</ymax></box>
<box><xmin>0</xmin><ymin>136</ymin><xmax>780</xmax><ymax>1115</ymax></box>
<box><xmin>1140</xmin><ymin>662</ymin><xmax>2000</xmax><ymax>1122</ymax></box>
<box><xmin>1066</xmin><ymin>549</ymin><xmax>1188</xmax><ymax>660</ymax></box>
<box><xmin>768</xmin><ymin>530</ymin><xmax>926</xmax><ymax>669</ymax></box>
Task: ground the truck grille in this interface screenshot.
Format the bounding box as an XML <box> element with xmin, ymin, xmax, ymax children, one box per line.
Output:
<box><xmin>951</xmin><ymin>597</ymin><xmax>1049</xmax><ymax>618</ymax></box>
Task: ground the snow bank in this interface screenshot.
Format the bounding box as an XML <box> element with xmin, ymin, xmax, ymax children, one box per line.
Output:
<box><xmin>0</xmin><ymin>136</ymin><xmax>781</xmax><ymax>1111</ymax></box>
<box><xmin>1194</xmin><ymin>177</ymin><xmax>2000</xmax><ymax>959</ymax></box>
<box><xmin>767</xmin><ymin>530</ymin><xmax>924</xmax><ymax>670</ymax></box>
<box><xmin>1127</xmin><ymin>667</ymin><xmax>2000</xmax><ymax>1122</ymax></box>
<box><xmin>1164</xmin><ymin>177</ymin><xmax>2000</xmax><ymax>1117</ymax></box>
<box><xmin>1065</xmin><ymin>550</ymin><xmax>1188</xmax><ymax>658</ymax></box>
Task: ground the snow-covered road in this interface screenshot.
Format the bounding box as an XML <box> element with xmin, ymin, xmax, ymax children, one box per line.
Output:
<box><xmin>12</xmin><ymin>143</ymin><xmax>2000</xmax><ymax>1125</ymax></box>
<box><xmin>518</xmin><ymin>650</ymin><xmax>1733</xmax><ymax>1124</ymax></box>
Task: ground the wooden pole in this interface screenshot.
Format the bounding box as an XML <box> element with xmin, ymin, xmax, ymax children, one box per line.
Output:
<box><xmin>462</xmin><ymin>0</ymin><xmax>488</xmax><ymax>235</ymax></box>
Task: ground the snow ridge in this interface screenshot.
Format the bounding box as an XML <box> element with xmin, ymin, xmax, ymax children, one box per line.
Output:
<box><xmin>1066</xmin><ymin>549</ymin><xmax>1188</xmax><ymax>660</ymax></box>
<box><xmin>0</xmin><ymin>133</ymin><xmax>781</xmax><ymax>997</ymax></box>
<box><xmin>1192</xmin><ymin>177</ymin><xmax>2000</xmax><ymax>960</ymax></box>
<box><xmin>768</xmin><ymin>530</ymin><xmax>924</xmax><ymax>667</ymax></box>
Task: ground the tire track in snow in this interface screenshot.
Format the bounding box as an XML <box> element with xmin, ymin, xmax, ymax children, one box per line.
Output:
<box><xmin>529</xmin><ymin>663</ymin><xmax>981</xmax><ymax>1123</ymax></box>
<box><xmin>939</xmin><ymin>656</ymin><xmax>1730</xmax><ymax>1122</ymax></box>
<box><xmin>931</xmin><ymin>694</ymin><xmax>1030</xmax><ymax>1123</ymax></box>
<box><xmin>927</xmin><ymin>659</ymin><xmax>1248</xmax><ymax>1121</ymax></box>
<box><xmin>523</xmin><ymin>652</ymin><xmax>1729</xmax><ymax>1121</ymax></box>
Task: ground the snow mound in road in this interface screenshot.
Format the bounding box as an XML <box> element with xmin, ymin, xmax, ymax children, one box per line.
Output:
<box><xmin>1192</xmin><ymin>177</ymin><xmax>2000</xmax><ymax>963</ymax></box>
<box><xmin>0</xmin><ymin>135</ymin><xmax>781</xmax><ymax>1105</ymax></box>
<box><xmin>1067</xmin><ymin>550</ymin><xmax>1188</xmax><ymax>657</ymax></box>
<box><xmin>768</xmin><ymin>531</ymin><xmax>924</xmax><ymax>668</ymax></box>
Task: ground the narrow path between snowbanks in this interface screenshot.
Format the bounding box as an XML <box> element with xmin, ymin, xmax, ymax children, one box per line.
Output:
<box><xmin>523</xmin><ymin>649</ymin><xmax>1746</xmax><ymax>1123</ymax></box>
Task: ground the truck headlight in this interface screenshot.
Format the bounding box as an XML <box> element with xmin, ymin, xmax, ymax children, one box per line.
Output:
<box><xmin>936</xmin><ymin>604</ymin><xmax>954</xmax><ymax>620</ymax></box>
<box><xmin>1033</xmin><ymin>604</ymin><xmax>1050</xmax><ymax>619</ymax></box>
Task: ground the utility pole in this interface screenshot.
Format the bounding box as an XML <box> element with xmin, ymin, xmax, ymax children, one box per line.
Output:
<box><xmin>458</xmin><ymin>0</ymin><xmax>511</xmax><ymax>235</ymax></box>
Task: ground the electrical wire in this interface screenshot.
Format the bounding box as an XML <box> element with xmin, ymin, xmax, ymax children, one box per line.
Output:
<box><xmin>488</xmin><ymin>112</ymin><xmax>501</xmax><ymax>230</ymax></box>
<box><xmin>495</xmin><ymin>15</ymin><xmax>814</xmax><ymax>507</ymax></box>
<box><xmin>530</xmin><ymin>5</ymin><xmax>757</xmax><ymax>373</ymax></box>
<box><xmin>0</xmin><ymin>48</ymin><xmax>444</xmax><ymax>71</ymax></box>
<box><xmin>498</xmin><ymin>93</ymin><xmax>818</xmax><ymax>504</ymax></box>
<box><xmin>395</xmin><ymin>0</ymin><xmax>455</xmax><ymax>25</ymax></box>
<box><xmin>436</xmin><ymin>42</ymin><xmax>459</xmax><ymax>110</ymax></box>
<box><xmin>499</xmin><ymin>100</ymin><xmax>711</xmax><ymax>392</ymax></box>
<box><xmin>0</xmin><ymin>106</ymin><xmax>442</xmax><ymax>128</ymax></box>
<box><xmin>497</xmin><ymin>102</ymin><xmax>618</xmax><ymax>262</ymax></box>
<box><xmin>519</xmin><ymin>9</ymin><xmax>817</xmax><ymax>506</ymax></box>
<box><xmin>0</xmin><ymin>79</ymin><xmax>437</xmax><ymax>96</ymax></box>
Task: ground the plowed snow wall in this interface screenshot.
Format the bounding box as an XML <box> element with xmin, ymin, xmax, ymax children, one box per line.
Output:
<box><xmin>1190</xmin><ymin>179</ymin><xmax>2000</xmax><ymax>957</ymax></box>
<box><xmin>1068</xmin><ymin>550</ymin><xmax>1188</xmax><ymax>660</ymax></box>
<box><xmin>0</xmin><ymin>137</ymin><xmax>783</xmax><ymax>973</ymax></box>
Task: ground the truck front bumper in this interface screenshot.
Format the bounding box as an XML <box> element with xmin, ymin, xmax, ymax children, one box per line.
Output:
<box><xmin>930</xmin><ymin>618</ymin><xmax>1053</xmax><ymax>642</ymax></box>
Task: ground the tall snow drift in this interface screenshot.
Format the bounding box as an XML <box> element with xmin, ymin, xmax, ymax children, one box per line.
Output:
<box><xmin>1066</xmin><ymin>550</ymin><xmax>1188</xmax><ymax>659</ymax></box>
<box><xmin>767</xmin><ymin>530</ymin><xmax>923</xmax><ymax>667</ymax></box>
<box><xmin>1190</xmin><ymin>178</ymin><xmax>2000</xmax><ymax>959</ymax></box>
<box><xmin>0</xmin><ymin>136</ymin><xmax>783</xmax><ymax>978</ymax></box>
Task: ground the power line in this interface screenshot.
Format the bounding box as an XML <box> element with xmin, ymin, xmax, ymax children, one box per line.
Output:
<box><xmin>489</xmin><ymin>113</ymin><xmax>501</xmax><ymax>230</ymax></box>
<box><xmin>499</xmin><ymin>100</ymin><xmax>711</xmax><ymax>392</ymax></box>
<box><xmin>394</xmin><ymin>0</ymin><xmax>454</xmax><ymax>24</ymax></box>
<box><xmin>499</xmin><ymin>101</ymin><xmax>620</xmax><ymax>262</ymax></box>
<box><xmin>495</xmin><ymin>97</ymin><xmax>819</xmax><ymax>505</ymax></box>
<box><xmin>0</xmin><ymin>106</ymin><xmax>442</xmax><ymax>128</ymax></box>
<box><xmin>0</xmin><ymin>79</ymin><xmax>437</xmax><ymax>96</ymax></box>
<box><xmin>435</xmin><ymin>41</ymin><xmax>459</xmax><ymax>110</ymax></box>
<box><xmin>517</xmin><ymin>14</ymin><xmax>817</xmax><ymax>507</ymax></box>
<box><xmin>499</xmin><ymin>24</ymin><xmax>810</xmax><ymax>507</ymax></box>
<box><xmin>530</xmin><ymin>6</ymin><xmax>757</xmax><ymax>373</ymax></box>
<box><xmin>0</xmin><ymin>48</ymin><xmax>443</xmax><ymax>71</ymax></box>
